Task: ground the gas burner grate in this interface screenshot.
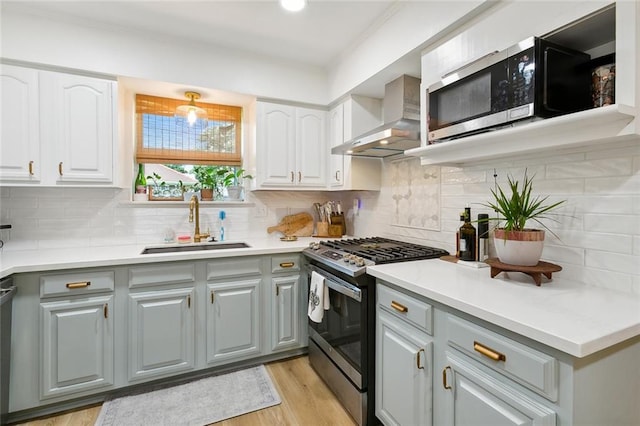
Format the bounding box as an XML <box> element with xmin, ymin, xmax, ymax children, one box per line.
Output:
<box><xmin>322</xmin><ymin>237</ymin><xmax>448</xmax><ymax>264</ymax></box>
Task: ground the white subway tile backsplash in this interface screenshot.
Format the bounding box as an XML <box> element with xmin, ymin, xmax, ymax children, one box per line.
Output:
<box><xmin>555</xmin><ymin>230</ymin><xmax>632</xmax><ymax>254</ymax></box>
<box><xmin>546</xmin><ymin>158</ymin><xmax>632</xmax><ymax>179</ymax></box>
<box><xmin>583</xmin><ymin>214</ymin><xmax>640</xmax><ymax>235</ymax></box>
<box><xmin>585</xmin><ymin>175</ymin><xmax>640</xmax><ymax>194</ymax></box>
<box><xmin>585</xmin><ymin>250</ymin><xmax>639</xmax><ymax>275</ymax></box>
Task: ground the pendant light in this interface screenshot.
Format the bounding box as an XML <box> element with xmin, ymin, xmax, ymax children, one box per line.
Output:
<box><xmin>176</xmin><ymin>91</ymin><xmax>207</xmax><ymax>125</ymax></box>
<box><xmin>280</xmin><ymin>0</ymin><xmax>306</xmax><ymax>12</ymax></box>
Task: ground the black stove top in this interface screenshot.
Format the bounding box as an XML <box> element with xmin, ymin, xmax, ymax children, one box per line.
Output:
<box><xmin>321</xmin><ymin>237</ymin><xmax>448</xmax><ymax>264</ymax></box>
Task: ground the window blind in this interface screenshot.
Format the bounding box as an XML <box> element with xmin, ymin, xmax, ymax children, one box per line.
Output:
<box><xmin>135</xmin><ymin>94</ymin><xmax>242</xmax><ymax>166</ymax></box>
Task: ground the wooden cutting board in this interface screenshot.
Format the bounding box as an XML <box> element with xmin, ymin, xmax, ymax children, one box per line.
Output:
<box><xmin>267</xmin><ymin>212</ymin><xmax>314</xmax><ymax>237</ymax></box>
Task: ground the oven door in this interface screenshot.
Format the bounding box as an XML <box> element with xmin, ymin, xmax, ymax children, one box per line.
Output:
<box><xmin>308</xmin><ymin>265</ymin><xmax>365</xmax><ymax>389</ymax></box>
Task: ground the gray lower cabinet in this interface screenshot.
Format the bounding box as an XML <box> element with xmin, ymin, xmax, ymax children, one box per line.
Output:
<box><xmin>376</xmin><ymin>310</ymin><xmax>432</xmax><ymax>426</ymax></box>
<box><xmin>441</xmin><ymin>351</ymin><xmax>555</xmax><ymax>426</ymax></box>
<box><xmin>40</xmin><ymin>294</ymin><xmax>114</xmax><ymax>399</ymax></box>
<box><xmin>270</xmin><ymin>255</ymin><xmax>302</xmax><ymax>352</ymax></box>
<box><xmin>9</xmin><ymin>254</ymin><xmax>309</xmax><ymax>419</ymax></box>
<box><xmin>377</xmin><ymin>280</ymin><xmax>640</xmax><ymax>426</ymax></box>
<box><xmin>206</xmin><ymin>279</ymin><xmax>261</xmax><ymax>363</ymax></box>
<box><xmin>39</xmin><ymin>270</ymin><xmax>115</xmax><ymax>400</ymax></box>
<box><xmin>127</xmin><ymin>287</ymin><xmax>195</xmax><ymax>381</ymax></box>
<box><xmin>376</xmin><ymin>284</ymin><xmax>433</xmax><ymax>426</ymax></box>
<box><xmin>271</xmin><ymin>275</ymin><xmax>300</xmax><ymax>351</ymax></box>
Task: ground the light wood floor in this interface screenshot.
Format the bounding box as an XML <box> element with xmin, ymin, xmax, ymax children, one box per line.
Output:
<box><xmin>15</xmin><ymin>356</ymin><xmax>357</xmax><ymax>426</ymax></box>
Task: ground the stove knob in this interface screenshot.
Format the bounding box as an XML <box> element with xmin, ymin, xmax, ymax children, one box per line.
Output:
<box><xmin>355</xmin><ymin>258</ymin><xmax>366</xmax><ymax>267</ymax></box>
<box><xmin>343</xmin><ymin>254</ymin><xmax>351</xmax><ymax>262</ymax></box>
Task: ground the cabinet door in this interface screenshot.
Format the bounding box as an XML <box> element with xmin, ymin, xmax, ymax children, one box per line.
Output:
<box><xmin>376</xmin><ymin>310</ymin><xmax>432</xmax><ymax>426</ymax></box>
<box><xmin>40</xmin><ymin>295</ymin><xmax>114</xmax><ymax>399</ymax></box>
<box><xmin>45</xmin><ymin>72</ymin><xmax>115</xmax><ymax>183</ymax></box>
<box><xmin>206</xmin><ymin>279</ymin><xmax>261</xmax><ymax>364</ymax></box>
<box><xmin>128</xmin><ymin>287</ymin><xmax>195</xmax><ymax>381</ymax></box>
<box><xmin>271</xmin><ymin>274</ymin><xmax>300</xmax><ymax>351</ymax></box>
<box><xmin>296</xmin><ymin>107</ymin><xmax>326</xmax><ymax>187</ymax></box>
<box><xmin>256</xmin><ymin>102</ymin><xmax>296</xmax><ymax>186</ymax></box>
<box><xmin>441</xmin><ymin>351</ymin><xmax>556</xmax><ymax>426</ymax></box>
<box><xmin>0</xmin><ymin>65</ymin><xmax>40</xmax><ymax>182</ymax></box>
<box><xmin>328</xmin><ymin>103</ymin><xmax>344</xmax><ymax>188</ymax></box>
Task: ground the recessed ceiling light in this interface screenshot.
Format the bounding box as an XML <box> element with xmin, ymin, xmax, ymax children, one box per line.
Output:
<box><xmin>280</xmin><ymin>0</ymin><xmax>306</xmax><ymax>12</ymax></box>
<box><xmin>379</xmin><ymin>139</ymin><xmax>389</xmax><ymax>145</ymax></box>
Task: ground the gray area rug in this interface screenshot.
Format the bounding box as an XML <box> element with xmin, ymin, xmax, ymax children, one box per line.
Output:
<box><xmin>95</xmin><ymin>365</ymin><xmax>281</xmax><ymax>425</ymax></box>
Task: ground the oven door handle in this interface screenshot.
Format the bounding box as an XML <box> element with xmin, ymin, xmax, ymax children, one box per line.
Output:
<box><xmin>309</xmin><ymin>266</ymin><xmax>362</xmax><ymax>301</ymax></box>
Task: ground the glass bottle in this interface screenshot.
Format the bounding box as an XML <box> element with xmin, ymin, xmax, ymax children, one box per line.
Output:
<box><xmin>459</xmin><ymin>206</ymin><xmax>476</xmax><ymax>261</ymax></box>
<box><xmin>135</xmin><ymin>163</ymin><xmax>147</xmax><ymax>194</ymax></box>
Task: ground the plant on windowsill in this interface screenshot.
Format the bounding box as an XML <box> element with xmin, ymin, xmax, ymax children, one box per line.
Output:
<box><xmin>219</xmin><ymin>168</ymin><xmax>253</xmax><ymax>201</ymax></box>
<box><xmin>479</xmin><ymin>170</ymin><xmax>565</xmax><ymax>266</ymax></box>
<box><xmin>147</xmin><ymin>172</ymin><xmax>182</xmax><ymax>201</ymax></box>
<box><xmin>193</xmin><ymin>166</ymin><xmax>223</xmax><ymax>201</ymax></box>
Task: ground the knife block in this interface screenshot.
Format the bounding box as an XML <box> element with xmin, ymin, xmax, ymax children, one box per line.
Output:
<box><xmin>316</xmin><ymin>222</ymin><xmax>329</xmax><ymax>237</ymax></box>
<box><xmin>329</xmin><ymin>213</ymin><xmax>346</xmax><ymax>236</ymax></box>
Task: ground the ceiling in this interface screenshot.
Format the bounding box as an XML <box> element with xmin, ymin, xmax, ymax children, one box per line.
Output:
<box><xmin>3</xmin><ymin>0</ymin><xmax>423</xmax><ymax>103</ymax></box>
<box><xmin>4</xmin><ymin>0</ymin><xmax>399</xmax><ymax>69</ymax></box>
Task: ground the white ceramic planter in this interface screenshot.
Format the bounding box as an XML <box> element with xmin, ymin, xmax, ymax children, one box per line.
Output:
<box><xmin>493</xmin><ymin>229</ymin><xmax>545</xmax><ymax>266</ymax></box>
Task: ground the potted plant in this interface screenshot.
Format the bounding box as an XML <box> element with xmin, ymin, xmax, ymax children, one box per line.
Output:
<box><xmin>219</xmin><ymin>168</ymin><xmax>253</xmax><ymax>201</ymax></box>
<box><xmin>193</xmin><ymin>166</ymin><xmax>222</xmax><ymax>201</ymax></box>
<box><xmin>179</xmin><ymin>180</ymin><xmax>201</xmax><ymax>202</ymax></box>
<box><xmin>480</xmin><ymin>171</ymin><xmax>565</xmax><ymax>266</ymax></box>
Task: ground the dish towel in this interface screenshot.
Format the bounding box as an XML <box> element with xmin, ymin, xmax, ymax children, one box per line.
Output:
<box><xmin>308</xmin><ymin>271</ymin><xmax>330</xmax><ymax>323</ymax></box>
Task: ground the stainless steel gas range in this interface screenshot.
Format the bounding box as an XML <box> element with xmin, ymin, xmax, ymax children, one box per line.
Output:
<box><xmin>303</xmin><ymin>237</ymin><xmax>448</xmax><ymax>425</ymax></box>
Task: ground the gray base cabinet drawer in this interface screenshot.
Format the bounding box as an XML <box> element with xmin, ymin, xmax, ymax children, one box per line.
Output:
<box><xmin>41</xmin><ymin>271</ymin><xmax>114</xmax><ymax>297</ymax></box>
<box><xmin>129</xmin><ymin>263</ymin><xmax>195</xmax><ymax>288</ymax></box>
<box><xmin>378</xmin><ymin>284</ymin><xmax>433</xmax><ymax>335</ymax></box>
<box><xmin>271</xmin><ymin>255</ymin><xmax>300</xmax><ymax>273</ymax></box>
<box><xmin>446</xmin><ymin>314</ymin><xmax>558</xmax><ymax>401</ymax></box>
<box><xmin>207</xmin><ymin>257</ymin><xmax>262</xmax><ymax>280</ymax></box>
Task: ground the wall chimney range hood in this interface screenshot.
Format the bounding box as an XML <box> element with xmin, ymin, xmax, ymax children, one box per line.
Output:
<box><xmin>332</xmin><ymin>75</ymin><xmax>421</xmax><ymax>158</ymax></box>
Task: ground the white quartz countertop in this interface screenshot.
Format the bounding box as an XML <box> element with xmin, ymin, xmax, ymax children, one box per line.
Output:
<box><xmin>366</xmin><ymin>259</ymin><xmax>640</xmax><ymax>358</ymax></box>
<box><xmin>0</xmin><ymin>237</ymin><xmax>317</xmax><ymax>278</ymax></box>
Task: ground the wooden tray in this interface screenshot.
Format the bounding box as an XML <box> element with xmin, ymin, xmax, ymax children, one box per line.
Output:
<box><xmin>485</xmin><ymin>258</ymin><xmax>562</xmax><ymax>286</ymax></box>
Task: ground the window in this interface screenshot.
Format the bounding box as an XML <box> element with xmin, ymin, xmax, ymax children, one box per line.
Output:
<box><xmin>135</xmin><ymin>94</ymin><xmax>242</xmax><ymax>166</ymax></box>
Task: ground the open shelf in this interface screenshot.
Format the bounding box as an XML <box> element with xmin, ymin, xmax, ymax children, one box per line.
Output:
<box><xmin>405</xmin><ymin>104</ymin><xmax>637</xmax><ymax>166</ymax></box>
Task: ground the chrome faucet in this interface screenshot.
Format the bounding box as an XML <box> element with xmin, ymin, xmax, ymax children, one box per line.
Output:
<box><xmin>188</xmin><ymin>195</ymin><xmax>209</xmax><ymax>243</ymax></box>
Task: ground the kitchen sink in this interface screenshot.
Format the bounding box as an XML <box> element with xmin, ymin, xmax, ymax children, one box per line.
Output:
<box><xmin>141</xmin><ymin>242</ymin><xmax>250</xmax><ymax>254</ymax></box>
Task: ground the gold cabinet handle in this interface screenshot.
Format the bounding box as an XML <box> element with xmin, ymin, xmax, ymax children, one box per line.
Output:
<box><xmin>103</xmin><ymin>303</ymin><xmax>108</xmax><ymax>319</ymax></box>
<box><xmin>443</xmin><ymin>366</ymin><xmax>452</xmax><ymax>390</ymax></box>
<box><xmin>474</xmin><ymin>341</ymin><xmax>506</xmax><ymax>362</ymax></box>
<box><xmin>58</xmin><ymin>162</ymin><xmax>63</xmax><ymax>176</ymax></box>
<box><xmin>290</xmin><ymin>171</ymin><xmax>294</xmax><ymax>183</ymax></box>
<box><xmin>298</xmin><ymin>171</ymin><xmax>301</xmax><ymax>182</ymax></box>
<box><xmin>276</xmin><ymin>286</ymin><xmax>280</xmax><ymax>296</ymax></box>
<box><xmin>66</xmin><ymin>281</ymin><xmax>91</xmax><ymax>289</ymax></box>
<box><xmin>187</xmin><ymin>295</ymin><xmax>191</xmax><ymax>309</ymax></box>
<box><xmin>335</xmin><ymin>170</ymin><xmax>340</xmax><ymax>182</ymax></box>
<box><xmin>416</xmin><ymin>348</ymin><xmax>425</xmax><ymax>370</ymax></box>
<box><xmin>279</xmin><ymin>262</ymin><xmax>295</xmax><ymax>268</ymax></box>
<box><xmin>211</xmin><ymin>291</ymin><xmax>214</xmax><ymax>304</ymax></box>
<box><xmin>390</xmin><ymin>300</ymin><xmax>408</xmax><ymax>313</ymax></box>
<box><xmin>28</xmin><ymin>160</ymin><xmax>34</xmax><ymax>176</ymax></box>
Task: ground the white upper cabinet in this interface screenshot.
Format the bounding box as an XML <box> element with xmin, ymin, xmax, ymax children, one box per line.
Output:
<box><xmin>256</xmin><ymin>101</ymin><xmax>326</xmax><ymax>188</ymax></box>
<box><xmin>0</xmin><ymin>63</ymin><xmax>117</xmax><ymax>186</ymax></box>
<box><xmin>42</xmin><ymin>72</ymin><xmax>115</xmax><ymax>183</ymax></box>
<box><xmin>411</xmin><ymin>1</ymin><xmax>638</xmax><ymax>165</ymax></box>
<box><xmin>0</xmin><ymin>64</ymin><xmax>41</xmax><ymax>182</ymax></box>
<box><xmin>327</xmin><ymin>95</ymin><xmax>383</xmax><ymax>191</ymax></box>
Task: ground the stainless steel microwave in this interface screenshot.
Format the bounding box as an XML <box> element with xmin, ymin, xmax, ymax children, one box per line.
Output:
<box><xmin>427</xmin><ymin>37</ymin><xmax>592</xmax><ymax>142</ymax></box>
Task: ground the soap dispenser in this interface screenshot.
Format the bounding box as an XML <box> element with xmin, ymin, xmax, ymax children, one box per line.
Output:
<box><xmin>218</xmin><ymin>211</ymin><xmax>226</xmax><ymax>241</ymax></box>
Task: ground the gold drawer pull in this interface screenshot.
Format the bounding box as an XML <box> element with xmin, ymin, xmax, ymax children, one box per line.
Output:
<box><xmin>290</xmin><ymin>171</ymin><xmax>294</xmax><ymax>182</ymax></box>
<box><xmin>28</xmin><ymin>160</ymin><xmax>34</xmax><ymax>176</ymax></box>
<box><xmin>390</xmin><ymin>300</ymin><xmax>408</xmax><ymax>313</ymax></box>
<box><xmin>103</xmin><ymin>303</ymin><xmax>108</xmax><ymax>318</ymax></box>
<box><xmin>298</xmin><ymin>171</ymin><xmax>301</xmax><ymax>182</ymax></box>
<box><xmin>474</xmin><ymin>341</ymin><xmax>506</xmax><ymax>362</ymax></box>
<box><xmin>211</xmin><ymin>291</ymin><xmax>215</xmax><ymax>304</ymax></box>
<box><xmin>335</xmin><ymin>170</ymin><xmax>340</xmax><ymax>181</ymax></box>
<box><xmin>279</xmin><ymin>262</ymin><xmax>295</xmax><ymax>268</ymax></box>
<box><xmin>58</xmin><ymin>162</ymin><xmax>63</xmax><ymax>176</ymax></box>
<box><xmin>66</xmin><ymin>281</ymin><xmax>91</xmax><ymax>289</ymax></box>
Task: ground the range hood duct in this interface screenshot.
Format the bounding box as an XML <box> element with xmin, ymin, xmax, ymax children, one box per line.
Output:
<box><xmin>332</xmin><ymin>75</ymin><xmax>421</xmax><ymax>158</ymax></box>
